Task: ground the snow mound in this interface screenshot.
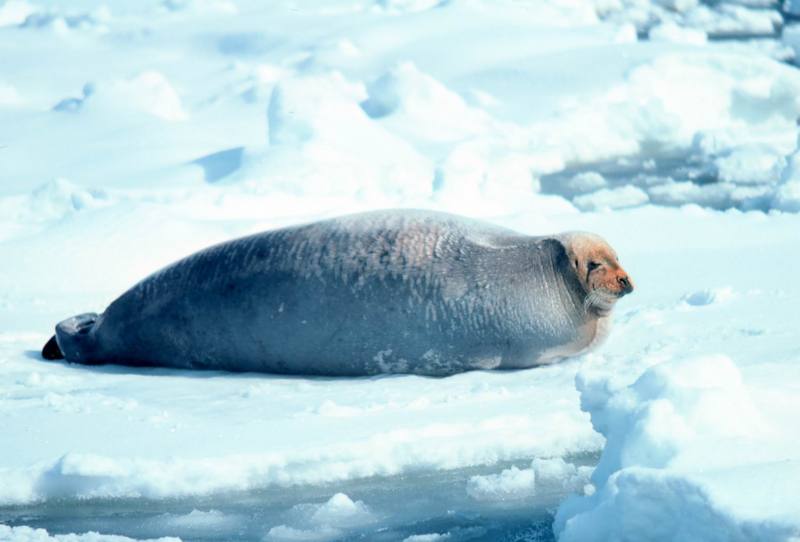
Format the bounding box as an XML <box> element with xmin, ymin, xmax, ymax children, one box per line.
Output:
<box><xmin>466</xmin><ymin>466</ymin><xmax>536</xmax><ymax>501</ymax></box>
<box><xmin>0</xmin><ymin>524</ymin><xmax>180</xmax><ymax>542</ymax></box>
<box><xmin>785</xmin><ymin>23</ymin><xmax>800</xmax><ymax>61</ymax></box>
<box><xmin>531</xmin><ymin>457</ymin><xmax>592</xmax><ymax>491</ymax></box>
<box><xmin>55</xmin><ymin>73</ymin><xmax>187</xmax><ymax>120</ymax></box>
<box><xmin>361</xmin><ymin>62</ymin><xmax>491</xmax><ymax>143</ymax></box>
<box><xmin>773</xmin><ymin>147</ymin><xmax>800</xmax><ymax>212</ymax></box>
<box><xmin>559</xmin><ymin>468</ymin><xmax>790</xmax><ymax>542</ymax></box>
<box><xmin>402</xmin><ymin>534</ymin><xmax>450</xmax><ymax>542</ymax></box>
<box><xmin>0</xmin><ymin>0</ymin><xmax>34</xmax><ymax>27</ymax></box>
<box><xmin>554</xmin><ymin>355</ymin><xmax>800</xmax><ymax>541</ymax></box>
<box><xmin>539</xmin><ymin>52</ymin><xmax>800</xmax><ymax>212</ymax></box>
<box><xmin>648</xmin><ymin>22</ymin><xmax>708</xmax><ymax>45</ymax></box>
<box><xmin>0</xmin><ymin>179</ymin><xmax>111</xmax><ymax>238</ymax></box>
<box><xmin>684</xmin><ymin>4</ymin><xmax>781</xmax><ymax>37</ymax></box>
<box><xmin>682</xmin><ymin>287</ymin><xmax>735</xmax><ymax>306</ymax></box>
<box><xmin>0</xmin><ymin>82</ymin><xmax>23</xmax><ymax>107</ymax></box>
<box><xmin>599</xmin><ymin>0</ymin><xmax>781</xmax><ymax>37</ymax></box>
<box><xmin>713</xmin><ymin>145</ymin><xmax>786</xmax><ymax>185</ymax></box>
<box><xmin>572</xmin><ymin>185</ymin><xmax>649</xmax><ymax>211</ymax></box>
<box><xmin>230</xmin><ymin>71</ymin><xmax>433</xmax><ymax>198</ymax></box>
<box><xmin>431</xmin><ymin>142</ymin><xmax>557</xmax><ymax>216</ymax></box>
<box><xmin>20</xmin><ymin>6</ymin><xmax>112</xmax><ymax>34</ymax></box>
<box><xmin>267</xmin><ymin>72</ymin><xmax>367</xmax><ymax>146</ymax></box>
<box><xmin>27</xmin><ymin>179</ymin><xmax>110</xmax><ymax>219</ymax></box>
<box><xmin>376</xmin><ymin>0</ymin><xmax>444</xmax><ymax>14</ymax></box>
<box><xmin>153</xmin><ymin>509</ymin><xmax>237</xmax><ymax>530</ymax></box>
<box><xmin>466</xmin><ymin>458</ymin><xmax>591</xmax><ymax>502</ymax></box>
<box><xmin>561</xmin><ymin>172</ymin><xmax>608</xmax><ymax>198</ymax></box>
<box><xmin>608</xmin><ymin>54</ymin><xmax>796</xmax><ymax>157</ymax></box>
<box><xmin>161</xmin><ymin>0</ymin><xmax>238</xmax><ymax>16</ymax></box>
<box><xmin>265</xmin><ymin>493</ymin><xmax>375</xmax><ymax>542</ymax></box>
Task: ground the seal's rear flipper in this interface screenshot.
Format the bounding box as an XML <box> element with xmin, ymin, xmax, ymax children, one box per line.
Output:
<box><xmin>41</xmin><ymin>335</ymin><xmax>64</xmax><ymax>360</ymax></box>
<box><xmin>53</xmin><ymin>313</ymin><xmax>100</xmax><ymax>364</ymax></box>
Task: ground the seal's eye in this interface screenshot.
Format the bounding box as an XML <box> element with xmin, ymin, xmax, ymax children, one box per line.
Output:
<box><xmin>587</xmin><ymin>261</ymin><xmax>601</xmax><ymax>272</ymax></box>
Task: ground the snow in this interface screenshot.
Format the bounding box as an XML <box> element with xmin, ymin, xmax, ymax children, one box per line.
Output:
<box><xmin>2</xmin><ymin>0</ymin><xmax>800</xmax><ymax>540</ymax></box>
<box><xmin>681</xmin><ymin>286</ymin><xmax>735</xmax><ymax>306</ymax></box>
<box><xmin>85</xmin><ymin>72</ymin><xmax>188</xmax><ymax>122</ymax></box>
<box><xmin>554</xmin><ymin>354</ymin><xmax>800</xmax><ymax>540</ymax></box>
<box><xmin>648</xmin><ymin>22</ymin><xmax>708</xmax><ymax>45</ymax></box>
<box><xmin>0</xmin><ymin>363</ymin><xmax>599</xmax><ymax>504</ymax></box>
<box><xmin>774</xmin><ymin>146</ymin><xmax>800</xmax><ymax>211</ymax></box>
<box><xmin>572</xmin><ymin>185</ymin><xmax>650</xmax><ymax>211</ymax></box>
<box><xmin>0</xmin><ymin>0</ymin><xmax>33</xmax><ymax>27</ymax></box>
<box><xmin>466</xmin><ymin>458</ymin><xmax>592</xmax><ymax>502</ymax></box>
<box><xmin>264</xmin><ymin>493</ymin><xmax>375</xmax><ymax>542</ymax></box>
<box><xmin>598</xmin><ymin>0</ymin><xmax>783</xmax><ymax>37</ymax></box>
<box><xmin>466</xmin><ymin>466</ymin><xmax>538</xmax><ymax>502</ymax></box>
<box><xmin>0</xmin><ymin>525</ymin><xmax>179</xmax><ymax>542</ymax></box>
<box><xmin>402</xmin><ymin>535</ymin><xmax>450</xmax><ymax>542</ymax></box>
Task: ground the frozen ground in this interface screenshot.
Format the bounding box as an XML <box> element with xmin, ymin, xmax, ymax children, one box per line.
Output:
<box><xmin>2</xmin><ymin>0</ymin><xmax>800</xmax><ymax>540</ymax></box>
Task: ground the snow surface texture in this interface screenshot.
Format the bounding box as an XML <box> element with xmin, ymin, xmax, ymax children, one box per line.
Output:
<box><xmin>2</xmin><ymin>0</ymin><xmax>800</xmax><ymax>541</ymax></box>
<box><xmin>555</xmin><ymin>354</ymin><xmax>800</xmax><ymax>541</ymax></box>
<box><xmin>0</xmin><ymin>525</ymin><xmax>179</xmax><ymax>542</ymax></box>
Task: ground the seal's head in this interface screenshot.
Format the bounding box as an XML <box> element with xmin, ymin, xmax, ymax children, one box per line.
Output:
<box><xmin>558</xmin><ymin>232</ymin><xmax>634</xmax><ymax>317</ymax></box>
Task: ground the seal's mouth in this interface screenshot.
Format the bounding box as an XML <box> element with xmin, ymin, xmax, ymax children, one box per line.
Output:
<box><xmin>584</xmin><ymin>289</ymin><xmax>619</xmax><ymax>316</ymax></box>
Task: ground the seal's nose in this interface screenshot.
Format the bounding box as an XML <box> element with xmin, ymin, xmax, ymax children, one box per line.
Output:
<box><xmin>618</xmin><ymin>275</ymin><xmax>633</xmax><ymax>295</ymax></box>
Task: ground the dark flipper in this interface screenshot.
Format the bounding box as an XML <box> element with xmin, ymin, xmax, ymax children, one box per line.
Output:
<box><xmin>42</xmin><ymin>335</ymin><xmax>64</xmax><ymax>360</ymax></box>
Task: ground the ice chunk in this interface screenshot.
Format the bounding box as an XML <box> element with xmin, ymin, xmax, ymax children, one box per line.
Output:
<box><xmin>157</xmin><ymin>509</ymin><xmax>234</xmax><ymax>529</ymax></box>
<box><xmin>562</xmin><ymin>172</ymin><xmax>608</xmax><ymax>197</ymax></box>
<box><xmin>648</xmin><ymin>22</ymin><xmax>708</xmax><ymax>45</ymax></box>
<box><xmin>554</xmin><ymin>355</ymin><xmax>792</xmax><ymax>541</ymax></box>
<box><xmin>654</xmin><ymin>0</ymin><xmax>699</xmax><ymax>13</ymax></box>
<box><xmin>773</xmin><ymin>179</ymin><xmax>800</xmax><ymax>212</ymax></box>
<box><xmin>466</xmin><ymin>466</ymin><xmax>536</xmax><ymax>501</ymax></box>
<box><xmin>0</xmin><ymin>524</ymin><xmax>180</xmax><ymax>541</ymax></box>
<box><xmin>308</xmin><ymin>493</ymin><xmax>374</xmax><ymax>528</ymax></box>
<box><xmin>531</xmin><ymin>457</ymin><xmax>592</xmax><ymax>492</ymax></box>
<box><xmin>773</xmin><ymin>149</ymin><xmax>800</xmax><ymax>211</ymax></box>
<box><xmin>713</xmin><ymin>145</ymin><xmax>786</xmax><ymax>185</ymax></box>
<box><xmin>402</xmin><ymin>534</ymin><xmax>451</xmax><ymax>542</ymax></box>
<box><xmin>683</xmin><ymin>4</ymin><xmax>782</xmax><ymax>36</ymax></box>
<box><xmin>572</xmin><ymin>185</ymin><xmax>649</xmax><ymax>211</ymax></box>
<box><xmin>265</xmin><ymin>493</ymin><xmax>374</xmax><ymax>541</ymax></box>
<box><xmin>236</xmin><ymin>71</ymin><xmax>433</xmax><ymax>197</ymax></box>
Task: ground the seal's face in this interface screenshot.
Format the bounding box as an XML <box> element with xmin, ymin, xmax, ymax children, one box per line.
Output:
<box><xmin>561</xmin><ymin>232</ymin><xmax>634</xmax><ymax>317</ymax></box>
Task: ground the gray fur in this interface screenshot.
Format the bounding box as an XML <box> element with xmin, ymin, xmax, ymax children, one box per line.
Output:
<box><xmin>49</xmin><ymin>210</ymin><xmax>593</xmax><ymax>376</ymax></box>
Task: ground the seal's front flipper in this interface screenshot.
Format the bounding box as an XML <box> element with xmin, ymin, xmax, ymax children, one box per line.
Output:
<box><xmin>53</xmin><ymin>312</ymin><xmax>100</xmax><ymax>364</ymax></box>
<box><xmin>41</xmin><ymin>335</ymin><xmax>64</xmax><ymax>360</ymax></box>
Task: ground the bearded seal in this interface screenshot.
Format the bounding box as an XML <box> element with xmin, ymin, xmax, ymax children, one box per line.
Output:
<box><xmin>41</xmin><ymin>210</ymin><xmax>633</xmax><ymax>376</ymax></box>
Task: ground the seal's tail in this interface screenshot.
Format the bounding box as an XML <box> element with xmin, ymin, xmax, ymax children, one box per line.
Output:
<box><xmin>41</xmin><ymin>313</ymin><xmax>100</xmax><ymax>363</ymax></box>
